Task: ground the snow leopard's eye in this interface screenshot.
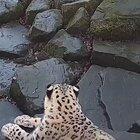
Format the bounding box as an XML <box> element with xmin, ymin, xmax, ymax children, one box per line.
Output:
<box><xmin>46</xmin><ymin>84</ymin><xmax>53</xmax><ymax>99</ymax></box>
<box><xmin>73</xmin><ymin>85</ymin><xmax>80</xmax><ymax>97</ymax></box>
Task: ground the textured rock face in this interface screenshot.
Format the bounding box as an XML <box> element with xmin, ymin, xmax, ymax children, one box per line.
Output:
<box><xmin>61</xmin><ymin>0</ymin><xmax>103</xmax><ymax>24</ymax></box>
<box><xmin>66</xmin><ymin>7</ymin><xmax>90</xmax><ymax>33</ymax></box>
<box><xmin>0</xmin><ymin>0</ymin><xmax>140</xmax><ymax>139</ymax></box>
<box><xmin>98</xmin><ymin>67</ymin><xmax>140</xmax><ymax>131</ymax></box>
<box><xmin>78</xmin><ymin>65</ymin><xmax>108</xmax><ymax>129</ymax></box>
<box><xmin>107</xmin><ymin>130</ymin><xmax>140</xmax><ymax>140</ymax></box>
<box><xmin>0</xmin><ymin>0</ymin><xmax>27</xmax><ymax>24</ymax></box>
<box><xmin>44</xmin><ymin>29</ymin><xmax>89</xmax><ymax>60</ymax></box>
<box><xmin>26</xmin><ymin>0</ymin><xmax>51</xmax><ymax>24</ymax></box>
<box><xmin>128</xmin><ymin>120</ymin><xmax>140</xmax><ymax>133</ymax></box>
<box><xmin>0</xmin><ymin>100</ymin><xmax>23</xmax><ymax>139</ymax></box>
<box><xmin>29</xmin><ymin>9</ymin><xmax>63</xmax><ymax>41</ymax></box>
<box><xmin>53</xmin><ymin>0</ymin><xmax>78</xmax><ymax>9</ymax></box>
<box><xmin>9</xmin><ymin>58</ymin><xmax>78</xmax><ymax>115</ymax></box>
<box><xmin>78</xmin><ymin>65</ymin><xmax>140</xmax><ymax>131</ymax></box>
<box><xmin>0</xmin><ymin>22</ymin><xmax>30</xmax><ymax>57</ymax></box>
<box><xmin>0</xmin><ymin>60</ymin><xmax>16</xmax><ymax>95</ymax></box>
<box><xmin>92</xmin><ymin>41</ymin><xmax>140</xmax><ymax>73</ymax></box>
<box><xmin>90</xmin><ymin>0</ymin><xmax>140</xmax><ymax>40</ymax></box>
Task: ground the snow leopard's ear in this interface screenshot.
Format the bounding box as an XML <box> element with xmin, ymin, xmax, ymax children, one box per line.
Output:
<box><xmin>46</xmin><ymin>84</ymin><xmax>53</xmax><ymax>99</ymax></box>
<box><xmin>73</xmin><ymin>85</ymin><xmax>80</xmax><ymax>97</ymax></box>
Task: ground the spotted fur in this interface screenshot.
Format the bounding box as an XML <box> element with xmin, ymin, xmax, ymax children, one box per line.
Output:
<box><xmin>1</xmin><ymin>84</ymin><xmax>115</xmax><ymax>140</ymax></box>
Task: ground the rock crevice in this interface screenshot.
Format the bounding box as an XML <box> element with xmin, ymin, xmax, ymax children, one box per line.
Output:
<box><xmin>97</xmin><ymin>71</ymin><xmax>113</xmax><ymax>130</ymax></box>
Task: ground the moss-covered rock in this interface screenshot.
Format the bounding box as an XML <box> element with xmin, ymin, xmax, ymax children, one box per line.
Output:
<box><xmin>53</xmin><ymin>0</ymin><xmax>78</xmax><ymax>9</ymax></box>
<box><xmin>92</xmin><ymin>40</ymin><xmax>140</xmax><ymax>73</ymax></box>
<box><xmin>61</xmin><ymin>0</ymin><xmax>103</xmax><ymax>24</ymax></box>
<box><xmin>66</xmin><ymin>7</ymin><xmax>90</xmax><ymax>33</ymax></box>
<box><xmin>0</xmin><ymin>0</ymin><xmax>31</xmax><ymax>25</ymax></box>
<box><xmin>90</xmin><ymin>0</ymin><xmax>140</xmax><ymax>40</ymax></box>
<box><xmin>26</xmin><ymin>0</ymin><xmax>51</xmax><ymax>24</ymax></box>
<box><xmin>44</xmin><ymin>29</ymin><xmax>89</xmax><ymax>60</ymax></box>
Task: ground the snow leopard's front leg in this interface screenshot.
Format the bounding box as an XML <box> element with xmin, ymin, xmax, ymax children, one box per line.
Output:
<box><xmin>14</xmin><ymin>115</ymin><xmax>42</xmax><ymax>128</ymax></box>
<box><xmin>1</xmin><ymin>123</ymin><xmax>31</xmax><ymax>140</ymax></box>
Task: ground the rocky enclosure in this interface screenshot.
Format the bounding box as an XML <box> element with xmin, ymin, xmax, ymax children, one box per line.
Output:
<box><xmin>0</xmin><ymin>0</ymin><xmax>140</xmax><ymax>139</ymax></box>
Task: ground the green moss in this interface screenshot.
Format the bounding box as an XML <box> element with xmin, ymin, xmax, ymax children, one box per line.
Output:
<box><xmin>90</xmin><ymin>14</ymin><xmax>137</xmax><ymax>40</ymax></box>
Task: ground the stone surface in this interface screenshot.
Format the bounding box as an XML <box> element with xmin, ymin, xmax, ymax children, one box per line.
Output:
<box><xmin>29</xmin><ymin>9</ymin><xmax>63</xmax><ymax>41</ymax></box>
<box><xmin>0</xmin><ymin>22</ymin><xmax>30</xmax><ymax>58</ymax></box>
<box><xmin>107</xmin><ymin>130</ymin><xmax>140</xmax><ymax>140</ymax></box>
<box><xmin>9</xmin><ymin>58</ymin><xmax>79</xmax><ymax>115</ymax></box>
<box><xmin>44</xmin><ymin>29</ymin><xmax>89</xmax><ymax>60</ymax></box>
<box><xmin>0</xmin><ymin>59</ymin><xmax>16</xmax><ymax>95</ymax></box>
<box><xmin>66</xmin><ymin>7</ymin><xmax>90</xmax><ymax>33</ymax></box>
<box><xmin>90</xmin><ymin>0</ymin><xmax>140</xmax><ymax>40</ymax></box>
<box><xmin>26</xmin><ymin>0</ymin><xmax>51</xmax><ymax>24</ymax></box>
<box><xmin>78</xmin><ymin>65</ymin><xmax>108</xmax><ymax>129</ymax></box>
<box><xmin>0</xmin><ymin>0</ymin><xmax>27</xmax><ymax>24</ymax></box>
<box><xmin>128</xmin><ymin>120</ymin><xmax>140</xmax><ymax>133</ymax></box>
<box><xmin>53</xmin><ymin>0</ymin><xmax>78</xmax><ymax>9</ymax></box>
<box><xmin>61</xmin><ymin>0</ymin><xmax>103</xmax><ymax>24</ymax></box>
<box><xmin>0</xmin><ymin>100</ymin><xmax>23</xmax><ymax>139</ymax></box>
<box><xmin>78</xmin><ymin>65</ymin><xmax>140</xmax><ymax>131</ymax></box>
<box><xmin>98</xmin><ymin>67</ymin><xmax>140</xmax><ymax>131</ymax></box>
<box><xmin>92</xmin><ymin>41</ymin><xmax>140</xmax><ymax>73</ymax></box>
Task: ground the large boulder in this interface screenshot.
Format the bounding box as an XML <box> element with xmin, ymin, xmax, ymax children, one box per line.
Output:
<box><xmin>90</xmin><ymin>0</ymin><xmax>140</xmax><ymax>40</ymax></box>
<box><xmin>61</xmin><ymin>0</ymin><xmax>103</xmax><ymax>24</ymax></box>
<box><xmin>29</xmin><ymin>9</ymin><xmax>63</xmax><ymax>41</ymax></box>
<box><xmin>78</xmin><ymin>65</ymin><xmax>108</xmax><ymax>129</ymax></box>
<box><xmin>92</xmin><ymin>41</ymin><xmax>140</xmax><ymax>73</ymax></box>
<box><xmin>78</xmin><ymin>65</ymin><xmax>140</xmax><ymax>131</ymax></box>
<box><xmin>0</xmin><ymin>0</ymin><xmax>30</xmax><ymax>25</ymax></box>
<box><xmin>26</xmin><ymin>0</ymin><xmax>51</xmax><ymax>24</ymax></box>
<box><xmin>44</xmin><ymin>29</ymin><xmax>89</xmax><ymax>60</ymax></box>
<box><xmin>0</xmin><ymin>22</ymin><xmax>30</xmax><ymax>58</ymax></box>
<box><xmin>98</xmin><ymin>67</ymin><xmax>140</xmax><ymax>131</ymax></box>
<box><xmin>0</xmin><ymin>100</ymin><xmax>23</xmax><ymax>139</ymax></box>
<box><xmin>66</xmin><ymin>7</ymin><xmax>90</xmax><ymax>33</ymax></box>
<box><xmin>0</xmin><ymin>59</ymin><xmax>16</xmax><ymax>95</ymax></box>
<box><xmin>9</xmin><ymin>58</ymin><xmax>80</xmax><ymax>115</ymax></box>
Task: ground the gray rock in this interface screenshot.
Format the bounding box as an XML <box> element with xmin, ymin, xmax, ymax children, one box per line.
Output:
<box><xmin>114</xmin><ymin>132</ymin><xmax>140</xmax><ymax>140</ymax></box>
<box><xmin>98</xmin><ymin>67</ymin><xmax>140</xmax><ymax>131</ymax></box>
<box><xmin>66</xmin><ymin>7</ymin><xmax>90</xmax><ymax>33</ymax></box>
<box><xmin>26</xmin><ymin>0</ymin><xmax>51</xmax><ymax>24</ymax></box>
<box><xmin>53</xmin><ymin>0</ymin><xmax>78</xmax><ymax>9</ymax></box>
<box><xmin>29</xmin><ymin>9</ymin><xmax>63</xmax><ymax>41</ymax></box>
<box><xmin>9</xmin><ymin>58</ymin><xmax>78</xmax><ymax>115</ymax></box>
<box><xmin>92</xmin><ymin>41</ymin><xmax>140</xmax><ymax>73</ymax></box>
<box><xmin>44</xmin><ymin>29</ymin><xmax>89</xmax><ymax>60</ymax></box>
<box><xmin>61</xmin><ymin>0</ymin><xmax>103</xmax><ymax>24</ymax></box>
<box><xmin>127</xmin><ymin>119</ymin><xmax>140</xmax><ymax>133</ymax></box>
<box><xmin>0</xmin><ymin>22</ymin><xmax>30</xmax><ymax>58</ymax></box>
<box><xmin>107</xmin><ymin>130</ymin><xmax>140</xmax><ymax>140</ymax></box>
<box><xmin>0</xmin><ymin>100</ymin><xmax>23</xmax><ymax>139</ymax></box>
<box><xmin>78</xmin><ymin>65</ymin><xmax>108</xmax><ymax>129</ymax></box>
<box><xmin>0</xmin><ymin>59</ymin><xmax>16</xmax><ymax>95</ymax></box>
<box><xmin>78</xmin><ymin>65</ymin><xmax>140</xmax><ymax>131</ymax></box>
<box><xmin>90</xmin><ymin>0</ymin><xmax>140</xmax><ymax>40</ymax></box>
<box><xmin>0</xmin><ymin>0</ymin><xmax>27</xmax><ymax>24</ymax></box>
<box><xmin>135</xmin><ymin>120</ymin><xmax>140</xmax><ymax>127</ymax></box>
